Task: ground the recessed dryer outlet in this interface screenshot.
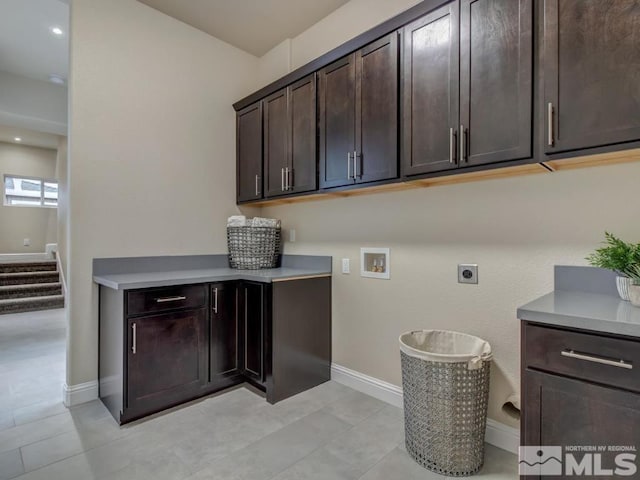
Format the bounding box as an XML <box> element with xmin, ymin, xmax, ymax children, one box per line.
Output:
<box><xmin>458</xmin><ymin>264</ymin><xmax>478</xmax><ymax>284</ymax></box>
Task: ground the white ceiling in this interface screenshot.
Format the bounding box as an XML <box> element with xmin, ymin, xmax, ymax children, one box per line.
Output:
<box><xmin>0</xmin><ymin>0</ymin><xmax>69</xmax><ymax>83</ymax></box>
<box><xmin>137</xmin><ymin>0</ymin><xmax>350</xmax><ymax>57</ymax></box>
<box><xmin>0</xmin><ymin>125</ymin><xmax>59</xmax><ymax>150</ymax></box>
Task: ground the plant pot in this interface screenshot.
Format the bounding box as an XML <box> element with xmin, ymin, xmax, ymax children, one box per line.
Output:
<box><xmin>629</xmin><ymin>285</ymin><xmax>640</xmax><ymax>307</ymax></box>
<box><xmin>616</xmin><ymin>276</ymin><xmax>631</xmax><ymax>301</ymax></box>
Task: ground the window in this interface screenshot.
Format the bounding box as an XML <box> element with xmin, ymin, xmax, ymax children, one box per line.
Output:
<box><xmin>3</xmin><ymin>175</ymin><xmax>58</xmax><ymax>207</ymax></box>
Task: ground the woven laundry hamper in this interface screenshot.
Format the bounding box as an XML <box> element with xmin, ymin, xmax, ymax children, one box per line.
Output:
<box><xmin>399</xmin><ymin>330</ymin><xmax>492</xmax><ymax>477</ymax></box>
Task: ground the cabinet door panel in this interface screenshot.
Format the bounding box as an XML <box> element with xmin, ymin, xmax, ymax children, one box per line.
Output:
<box><xmin>210</xmin><ymin>283</ymin><xmax>238</xmax><ymax>382</ymax></box>
<box><xmin>402</xmin><ymin>3</ymin><xmax>459</xmax><ymax>175</ymax></box>
<box><xmin>523</xmin><ymin>369</ymin><xmax>640</xmax><ymax>478</ymax></box>
<box><xmin>127</xmin><ymin>310</ymin><xmax>206</xmax><ymax>411</ymax></box>
<box><xmin>356</xmin><ymin>33</ymin><xmax>399</xmax><ymax>184</ymax></box>
<box><xmin>288</xmin><ymin>75</ymin><xmax>317</xmax><ymax>194</ymax></box>
<box><xmin>264</xmin><ymin>89</ymin><xmax>289</xmax><ymax>198</ymax></box>
<box><xmin>237</xmin><ymin>103</ymin><xmax>263</xmax><ymax>202</ymax></box>
<box><xmin>319</xmin><ymin>55</ymin><xmax>356</xmax><ymax>189</ymax></box>
<box><xmin>460</xmin><ymin>0</ymin><xmax>532</xmax><ymax>166</ymax></box>
<box><xmin>544</xmin><ymin>0</ymin><xmax>640</xmax><ymax>153</ymax></box>
<box><xmin>243</xmin><ymin>282</ymin><xmax>264</xmax><ymax>383</ymax></box>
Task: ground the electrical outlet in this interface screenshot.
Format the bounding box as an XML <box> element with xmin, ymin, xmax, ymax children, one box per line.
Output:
<box><xmin>23</xmin><ymin>238</ymin><xmax>30</xmax><ymax>247</ymax></box>
<box><xmin>289</xmin><ymin>229</ymin><xmax>296</xmax><ymax>242</ymax></box>
<box><xmin>458</xmin><ymin>264</ymin><xmax>478</xmax><ymax>284</ymax></box>
<box><xmin>342</xmin><ymin>258</ymin><xmax>350</xmax><ymax>274</ymax></box>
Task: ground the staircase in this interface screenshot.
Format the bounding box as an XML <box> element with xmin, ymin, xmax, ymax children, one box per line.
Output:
<box><xmin>0</xmin><ymin>261</ymin><xmax>64</xmax><ymax>315</ymax></box>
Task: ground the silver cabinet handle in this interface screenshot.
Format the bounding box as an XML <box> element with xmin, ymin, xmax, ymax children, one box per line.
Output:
<box><xmin>354</xmin><ymin>151</ymin><xmax>359</xmax><ymax>179</ymax></box>
<box><xmin>213</xmin><ymin>288</ymin><xmax>218</xmax><ymax>314</ymax></box>
<box><xmin>547</xmin><ymin>102</ymin><xmax>554</xmax><ymax>147</ymax></box>
<box><xmin>449</xmin><ymin>128</ymin><xmax>456</xmax><ymax>164</ymax></box>
<box><xmin>281</xmin><ymin>167</ymin><xmax>285</xmax><ymax>191</ymax></box>
<box><xmin>286</xmin><ymin>167</ymin><xmax>291</xmax><ymax>190</ymax></box>
<box><xmin>459</xmin><ymin>125</ymin><xmax>466</xmax><ymax>162</ymax></box>
<box><xmin>155</xmin><ymin>295</ymin><xmax>186</xmax><ymax>303</ymax></box>
<box><xmin>255</xmin><ymin>174</ymin><xmax>260</xmax><ymax>196</ymax></box>
<box><xmin>561</xmin><ymin>350</ymin><xmax>632</xmax><ymax>370</ymax></box>
<box><xmin>347</xmin><ymin>152</ymin><xmax>352</xmax><ymax>179</ymax></box>
<box><xmin>132</xmin><ymin>323</ymin><xmax>137</xmax><ymax>354</ymax></box>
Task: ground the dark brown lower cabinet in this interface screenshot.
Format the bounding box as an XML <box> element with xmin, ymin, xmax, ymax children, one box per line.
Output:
<box><xmin>99</xmin><ymin>277</ymin><xmax>331</xmax><ymax>424</ymax></box>
<box><xmin>521</xmin><ymin>321</ymin><xmax>640</xmax><ymax>479</ymax></box>
<box><xmin>126</xmin><ymin>309</ymin><xmax>207</xmax><ymax>419</ymax></box>
<box><xmin>241</xmin><ymin>281</ymin><xmax>267</xmax><ymax>387</ymax></box>
<box><xmin>209</xmin><ymin>283</ymin><xmax>239</xmax><ymax>384</ymax></box>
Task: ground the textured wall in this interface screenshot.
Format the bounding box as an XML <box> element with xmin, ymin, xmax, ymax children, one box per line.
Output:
<box><xmin>0</xmin><ymin>141</ymin><xmax>57</xmax><ymax>253</ymax></box>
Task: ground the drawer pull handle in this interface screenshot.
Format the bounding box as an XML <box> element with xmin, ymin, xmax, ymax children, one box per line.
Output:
<box><xmin>561</xmin><ymin>350</ymin><xmax>632</xmax><ymax>370</ymax></box>
<box><xmin>155</xmin><ymin>296</ymin><xmax>187</xmax><ymax>303</ymax></box>
<box><xmin>132</xmin><ymin>323</ymin><xmax>137</xmax><ymax>354</ymax></box>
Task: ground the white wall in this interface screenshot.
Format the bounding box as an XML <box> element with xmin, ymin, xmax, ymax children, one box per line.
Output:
<box><xmin>0</xmin><ymin>70</ymin><xmax>68</xmax><ymax>136</ymax></box>
<box><xmin>0</xmin><ymin>141</ymin><xmax>57</xmax><ymax>253</ymax></box>
<box><xmin>55</xmin><ymin>136</ymin><xmax>68</xmax><ymax>278</ymax></box>
<box><xmin>257</xmin><ymin>0</ymin><xmax>640</xmax><ymax>427</ymax></box>
<box><xmin>67</xmin><ymin>0</ymin><xmax>259</xmax><ymax>387</ymax></box>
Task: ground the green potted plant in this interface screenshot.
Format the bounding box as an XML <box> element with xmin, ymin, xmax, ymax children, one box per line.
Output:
<box><xmin>623</xmin><ymin>264</ymin><xmax>640</xmax><ymax>307</ymax></box>
<box><xmin>586</xmin><ymin>232</ymin><xmax>640</xmax><ymax>301</ymax></box>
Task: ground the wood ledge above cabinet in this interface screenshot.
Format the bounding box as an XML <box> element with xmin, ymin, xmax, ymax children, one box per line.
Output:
<box><xmin>243</xmin><ymin>147</ymin><xmax>640</xmax><ymax>207</ymax></box>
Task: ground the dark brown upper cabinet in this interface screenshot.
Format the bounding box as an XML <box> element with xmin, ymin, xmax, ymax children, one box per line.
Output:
<box><xmin>403</xmin><ymin>0</ymin><xmax>532</xmax><ymax>175</ymax></box>
<box><xmin>402</xmin><ymin>2</ymin><xmax>460</xmax><ymax>175</ymax></box>
<box><xmin>319</xmin><ymin>33</ymin><xmax>399</xmax><ymax>189</ymax></box>
<box><xmin>236</xmin><ymin>102</ymin><xmax>263</xmax><ymax>202</ymax></box>
<box><xmin>543</xmin><ymin>0</ymin><xmax>640</xmax><ymax>154</ymax></box>
<box><xmin>264</xmin><ymin>75</ymin><xmax>317</xmax><ymax>197</ymax></box>
<box><xmin>460</xmin><ymin>0</ymin><xmax>532</xmax><ymax>166</ymax></box>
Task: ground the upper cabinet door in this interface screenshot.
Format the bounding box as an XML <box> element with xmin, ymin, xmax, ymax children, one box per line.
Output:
<box><xmin>355</xmin><ymin>33</ymin><xmax>399</xmax><ymax>184</ymax></box>
<box><xmin>460</xmin><ymin>0</ymin><xmax>532</xmax><ymax>166</ymax></box>
<box><xmin>288</xmin><ymin>75</ymin><xmax>318</xmax><ymax>194</ymax></box>
<box><xmin>318</xmin><ymin>55</ymin><xmax>357</xmax><ymax>189</ymax></box>
<box><xmin>264</xmin><ymin>89</ymin><xmax>289</xmax><ymax>198</ymax></box>
<box><xmin>544</xmin><ymin>0</ymin><xmax>640</xmax><ymax>154</ymax></box>
<box><xmin>402</xmin><ymin>3</ymin><xmax>460</xmax><ymax>176</ymax></box>
<box><xmin>236</xmin><ymin>103</ymin><xmax>263</xmax><ymax>202</ymax></box>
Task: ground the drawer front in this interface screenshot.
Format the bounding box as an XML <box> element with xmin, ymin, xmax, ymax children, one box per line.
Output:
<box><xmin>524</xmin><ymin>323</ymin><xmax>640</xmax><ymax>393</ymax></box>
<box><xmin>127</xmin><ymin>284</ymin><xmax>206</xmax><ymax>316</ymax></box>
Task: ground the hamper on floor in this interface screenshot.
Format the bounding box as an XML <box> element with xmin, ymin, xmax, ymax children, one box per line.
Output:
<box><xmin>399</xmin><ymin>330</ymin><xmax>492</xmax><ymax>477</ymax></box>
<box><xmin>227</xmin><ymin>225</ymin><xmax>281</xmax><ymax>269</ymax></box>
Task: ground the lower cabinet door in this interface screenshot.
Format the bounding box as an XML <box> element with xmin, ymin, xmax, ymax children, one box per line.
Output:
<box><xmin>523</xmin><ymin>369</ymin><xmax>640</xmax><ymax>479</ymax></box>
<box><xmin>126</xmin><ymin>309</ymin><xmax>207</xmax><ymax>415</ymax></box>
<box><xmin>210</xmin><ymin>283</ymin><xmax>239</xmax><ymax>383</ymax></box>
<box><xmin>242</xmin><ymin>282</ymin><xmax>265</xmax><ymax>385</ymax></box>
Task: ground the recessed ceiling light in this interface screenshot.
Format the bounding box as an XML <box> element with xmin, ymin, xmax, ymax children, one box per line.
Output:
<box><xmin>51</xmin><ymin>26</ymin><xmax>64</xmax><ymax>36</ymax></box>
<box><xmin>48</xmin><ymin>74</ymin><xmax>66</xmax><ymax>85</ymax></box>
<box><xmin>14</xmin><ymin>137</ymin><xmax>22</xmax><ymax>142</ymax></box>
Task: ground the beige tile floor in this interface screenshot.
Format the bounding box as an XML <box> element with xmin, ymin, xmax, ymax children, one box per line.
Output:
<box><xmin>0</xmin><ymin>308</ymin><xmax>518</xmax><ymax>479</ymax></box>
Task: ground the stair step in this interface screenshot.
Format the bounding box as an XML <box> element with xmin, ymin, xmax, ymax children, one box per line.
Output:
<box><xmin>0</xmin><ymin>261</ymin><xmax>57</xmax><ymax>274</ymax></box>
<box><xmin>0</xmin><ymin>282</ymin><xmax>62</xmax><ymax>300</ymax></box>
<box><xmin>0</xmin><ymin>295</ymin><xmax>65</xmax><ymax>315</ymax></box>
<box><xmin>0</xmin><ymin>271</ymin><xmax>60</xmax><ymax>286</ymax></box>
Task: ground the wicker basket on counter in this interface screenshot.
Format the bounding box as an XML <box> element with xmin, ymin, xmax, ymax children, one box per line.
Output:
<box><xmin>227</xmin><ymin>225</ymin><xmax>281</xmax><ymax>269</ymax></box>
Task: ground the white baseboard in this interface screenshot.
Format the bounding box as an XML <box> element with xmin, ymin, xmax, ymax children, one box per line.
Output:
<box><xmin>331</xmin><ymin>363</ymin><xmax>403</xmax><ymax>408</ymax></box>
<box><xmin>62</xmin><ymin>380</ymin><xmax>99</xmax><ymax>407</ymax></box>
<box><xmin>330</xmin><ymin>363</ymin><xmax>520</xmax><ymax>454</ymax></box>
